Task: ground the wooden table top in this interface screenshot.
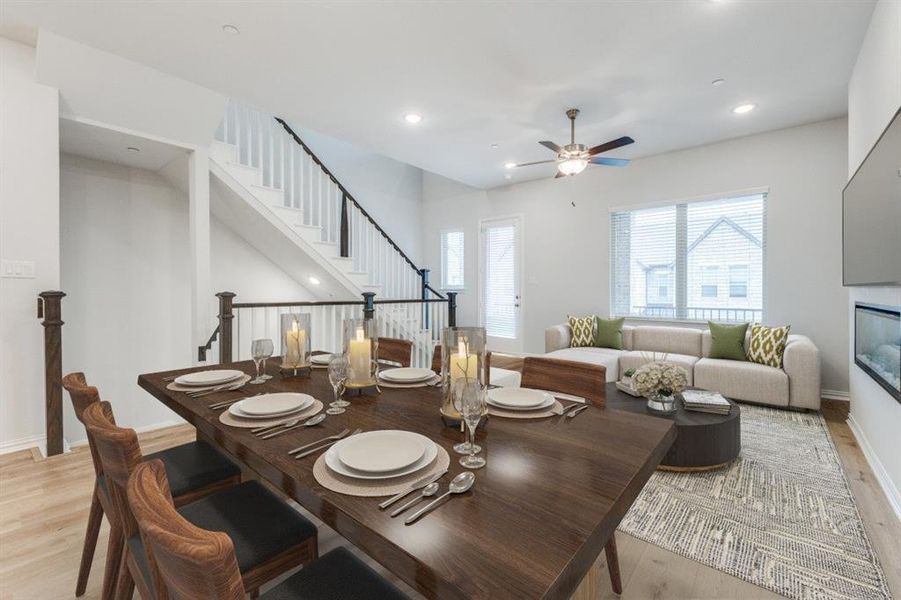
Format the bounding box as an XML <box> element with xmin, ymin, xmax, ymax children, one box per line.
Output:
<box><xmin>138</xmin><ymin>361</ymin><xmax>676</xmax><ymax>600</ymax></box>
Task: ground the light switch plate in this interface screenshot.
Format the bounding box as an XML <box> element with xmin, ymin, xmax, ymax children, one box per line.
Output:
<box><xmin>1</xmin><ymin>259</ymin><xmax>36</xmax><ymax>279</ymax></box>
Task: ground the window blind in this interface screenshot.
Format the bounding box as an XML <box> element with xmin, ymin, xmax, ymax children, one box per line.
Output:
<box><xmin>482</xmin><ymin>223</ymin><xmax>517</xmax><ymax>338</ymax></box>
<box><xmin>610</xmin><ymin>192</ymin><xmax>766</xmax><ymax>323</ymax></box>
<box><xmin>441</xmin><ymin>230</ymin><xmax>465</xmax><ymax>289</ymax></box>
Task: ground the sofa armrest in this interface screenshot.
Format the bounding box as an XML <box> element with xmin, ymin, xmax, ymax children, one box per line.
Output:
<box><xmin>545</xmin><ymin>324</ymin><xmax>572</xmax><ymax>353</ymax></box>
<box><xmin>783</xmin><ymin>334</ymin><xmax>821</xmax><ymax>410</ymax></box>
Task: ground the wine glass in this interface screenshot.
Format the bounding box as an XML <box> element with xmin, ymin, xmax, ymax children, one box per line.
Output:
<box><xmin>459</xmin><ymin>379</ymin><xmax>487</xmax><ymax>469</ymax></box>
<box><xmin>452</xmin><ymin>378</ymin><xmax>482</xmax><ymax>455</ymax></box>
<box><xmin>327</xmin><ymin>356</ymin><xmax>350</xmax><ymax>415</ymax></box>
<box><xmin>259</xmin><ymin>338</ymin><xmax>274</xmax><ymax>381</ymax></box>
<box><xmin>250</xmin><ymin>339</ymin><xmax>273</xmax><ymax>384</ymax></box>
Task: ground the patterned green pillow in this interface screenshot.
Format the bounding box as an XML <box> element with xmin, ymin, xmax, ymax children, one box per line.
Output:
<box><xmin>567</xmin><ymin>315</ymin><xmax>596</xmax><ymax>348</ymax></box>
<box><xmin>746</xmin><ymin>324</ymin><xmax>791</xmax><ymax>367</ymax></box>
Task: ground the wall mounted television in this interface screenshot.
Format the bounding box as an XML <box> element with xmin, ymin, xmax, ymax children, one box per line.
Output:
<box><xmin>842</xmin><ymin>107</ymin><xmax>901</xmax><ymax>287</ymax></box>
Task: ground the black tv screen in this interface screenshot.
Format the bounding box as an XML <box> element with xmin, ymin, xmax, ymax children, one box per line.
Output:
<box><xmin>843</xmin><ymin>108</ymin><xmax>901</xmax><ymax>286</ymax></box>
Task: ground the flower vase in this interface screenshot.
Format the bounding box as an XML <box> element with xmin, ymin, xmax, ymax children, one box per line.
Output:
<box><xmin>646</xmin><ymin>391</ymin><xmax>677</xmax><ymax>414</ymax></box>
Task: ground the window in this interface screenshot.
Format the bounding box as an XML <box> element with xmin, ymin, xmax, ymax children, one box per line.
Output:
<box><xmin>440</xmin><ymin>230</ymin><xmax>465</xmax><ymax>289</ymax></box>
<box><xmin>729</xmin><ymin>265</ymin><xmax>749</xmax><ymax>298</ymax></box>
<box><xmin>610</xmin><ymin>192</ymin><xmax>766</xmax><ymax>322</ymax></box>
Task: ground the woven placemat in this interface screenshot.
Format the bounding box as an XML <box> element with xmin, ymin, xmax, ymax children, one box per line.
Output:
<box><xmin>487</xmin><ymin>400</ymin><xmax>563</xmax><ymax>419</ymax></box>
<box><xmin>377</xmin><ymin>376</ymin><xmax>441</xmax><ymax>389</ymax></box>
<box><xmin>219</xmin><ymin>400</ymin><xmax>324</xmax><ymax>428</ymax></box>
<box><xmin>167</xmin><ymin>374</ymin><xmax>251</xmax><ymax>393</ymax></box>
<box><xmin>313</xmin><ymin>445</ymin><xmax>450</xmax><ymax>497</ymax></box>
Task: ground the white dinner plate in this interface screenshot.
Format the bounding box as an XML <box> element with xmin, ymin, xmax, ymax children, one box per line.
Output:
<box><xmin>487</xmin><ymin>388</ymin><xmax>555</xmax><ymax>411</ymax></box>
<box><xmin>378</xmin><ymin>368</ymin><xmax>436</xmax><ymax>383</ymax></box>
<box><xmin>311</xmin><ymin>354</ymin><xmax>333</xmax><ymax>365</ymax></box>
<box><xmin>174</xmin><ymin>369</ymin><xmax>245</xmax><ymax>387</ymax></box>
<box><xmin>335</xmin><ymin>430</ymin><xmax>428</xmax><ymax>473</ymax></box>
<box><xmin>228</xmin><ymin>393</ymin><xmax>314</xmax><ymax>419</ymax></box>
<box><xmin>326</xmin><ymin>435</ymin><xmax>437</xmax><ymax>480</ymax></box>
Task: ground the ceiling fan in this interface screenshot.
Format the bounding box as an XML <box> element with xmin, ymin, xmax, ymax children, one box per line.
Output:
<box><xmin>512</xmin><ymin>109</ymin><xmax>634</xmax><ymax>178</ymax></box>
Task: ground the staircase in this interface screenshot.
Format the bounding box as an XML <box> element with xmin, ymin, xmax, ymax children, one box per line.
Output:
<box><xmin>208</xmin><ymin>100</ymin><xmax>446</xmax><ymax>366</ymax></box>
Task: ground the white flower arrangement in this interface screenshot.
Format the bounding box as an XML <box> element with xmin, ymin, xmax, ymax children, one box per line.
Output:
<box><xmin>632</xmin><ymin>361</ymin><xmax>689</xmax><ymax>397</ymax></box>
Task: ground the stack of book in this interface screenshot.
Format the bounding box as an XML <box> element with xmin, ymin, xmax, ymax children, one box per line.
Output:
<box><xmin>682</xmin><ymin>390</ymin><xmax>731</xmax><ymax>415</ymax></box>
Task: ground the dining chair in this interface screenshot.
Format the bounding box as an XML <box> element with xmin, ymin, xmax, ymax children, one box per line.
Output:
<box><xmin>62</xmin><ymin>372</ymin><xmax>242</xmax><ymax>598</ymax></box>
<box><xmin>377</xmin><ymin>337</ymin><xmax>414</xmax><ymax>368</ymax></box>
<box><xmin>519</xmin><ymin>356</ymin><xmax>620</xmax><ymax>593</ymax></box>
<box><xmin>127</xmin><ymin>459</ymin><xmax>409</xmax><ymax>600</ymax></box>
<box><xmin>82</xmin><ymin>401</ymin><xmax>318</xmax><ymax>600</ymax></box>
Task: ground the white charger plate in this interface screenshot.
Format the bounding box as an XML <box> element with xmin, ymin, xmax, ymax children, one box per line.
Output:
<box><xmin>311</xmin><ymin>354</ymin><xmax>333</xmax><ymax>365</ymax></box>
<box><xmin>174</xmin><ymin>369</ymin><xmax>244</xmax><ymax>387</ymax></box>
<box><xmin>228</xmin><ymin>394</ymin><xmax>314</xmax><ymax>419</ymax></box>
<box><xmin>378</xmin><ymin>368</ymin><xmax>435</xmax><ymax>383</ymax></box>
<box><xmin>336</xmin><ymin>430</ymin><xmax>427</xmax><ymax>472</ymax></box>
<box><xmin>326</xmin><ymin>434</ymin><xmax>437</xmax><ymax>480</ymax></box>
<box><xmin>487</xmin><ymin>388</ymin><xmax>555</xmax><ymax>411</ymax></box>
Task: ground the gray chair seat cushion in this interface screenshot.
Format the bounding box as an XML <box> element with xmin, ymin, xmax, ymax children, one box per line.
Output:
<box><xmin>263</xmin><ymin>547</ymin><xmax>408</xmax><ymax>600</ymax></box>
<box><xmin>694</xmin><ymin>358</ymin><xmax>789</xmax><ymax>407</ymax></box>
<box><xmin>177</xmin><ymin>481</ymin><xmax>318</xmax><ymax>572</ymax></box>
<box><xmin>618</xmin><ymin>352</ymin><xmax>699</xmax><ymax>385</ymax></box>
<box><xmin>145</xmin><ymin>440</ymin><xmax>240</xmax><ymax>498</ymax></box>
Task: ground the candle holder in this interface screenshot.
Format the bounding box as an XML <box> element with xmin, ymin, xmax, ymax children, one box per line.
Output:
<box><xmin>440</xmin><ymin>327</ymin><xmax>487</xmax><ymax>427</ymax></box>
<box><xmin>280</xmin><ymin>313</ymin><xmax>311</xmax><ymax>377</ymax></box>
<box><xmin>343</xmin><ymin>318</ymin><xmax>379</xmax><ymax>395</ymax></box>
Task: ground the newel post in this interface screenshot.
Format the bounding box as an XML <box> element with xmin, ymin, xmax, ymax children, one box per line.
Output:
<box><xmin>340</xmin><ymin>193</ymin><xmax>350</xmax><ymax>258</ymax></box>
<box><xmin>447</xmin><ymin>291</ymin><xmax>458</xmax><ymax>327</ymax></box>
<box><xmin>421</xmin><ymin>269</ymin><xmax>431</xmax><ymax>330</ymax></box>
<box><xmin>38</xmin><ymin>291</ymin><xmax>65</xmax><ymax>456</ymax></box>
<box><xmin>362</xmin><ymin>292</ymin><xmax>376</xmax><ymax>321</ymax></box>
<box><xmin>216</xmin><ymin>291</ymin><xmax>236</xmax><ymax>364</ymax></box>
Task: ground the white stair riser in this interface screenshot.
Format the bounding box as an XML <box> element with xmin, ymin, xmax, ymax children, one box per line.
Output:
<box><xmin>223</xmin><ymin>161</ymin><xmax>261</xmax><ymax>188</ymax></box>
<box><xmin>270</xmin><ymin>205</ymin><xmax>304</xmax><ymax>225</ymax></box>
<box><xmin>210</xmin><ymin>141</ymin><xmax>238</xmax><ymax>165</ymax></box>
<box><xmin>251</xmin><ymin>184</ymin><xmax>286</xmax><ymax>207</ymax></box>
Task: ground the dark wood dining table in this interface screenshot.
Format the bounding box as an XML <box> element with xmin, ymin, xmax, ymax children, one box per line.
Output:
<box><xmin>138</xmin><ymin>361</ymin><xmax>675</xmax><ymax>600</ymax></box>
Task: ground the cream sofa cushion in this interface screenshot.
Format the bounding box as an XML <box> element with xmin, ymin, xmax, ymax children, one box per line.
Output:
<box><xmin>619</xmin><ymin>351</ymin><xmax>699</xmax><ymax>385</ymax></box>
<box><xmin>632</xmin><ymin>326</ymin><xmax>702</xmax><ymax>357</ymax></box>
<box><xmin>545</xmin><ymin>347</ymin><xmax>623</xmax><ymax>382</ymax></box>
<box><xmin>694</xmin><ymin>358</ymin><xmax>789</xmax><ymax>407</ymax></box>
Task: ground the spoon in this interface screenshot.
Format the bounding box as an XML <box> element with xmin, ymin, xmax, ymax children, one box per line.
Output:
<box><xmin>257</xmin><ymin>413</ymin><xmax>327</xmax><ymax>439</ymax></box>
<box><xmin>390</xmin><ymin>482</ymin><xmax>439</xmax><ymax>517</ymax></box>
<box><xmin>404</xmin><ymin>472</ymin><xmax>475</xmax><ymax>525</ymax></box>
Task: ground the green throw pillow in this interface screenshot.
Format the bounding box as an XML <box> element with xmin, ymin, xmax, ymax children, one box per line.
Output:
<box><xmin>747</xmin><ymin>324</ymin><xmax>791</xmax><ymax>367</ymax></box>
<box><xmin>594</xmin><ymin>317</ymin><xmax>624</xmax><ymax>349</ymax></box>
<box><xmin>567</xmin><ymin>315</ymin><xmax>595</xmax><ymax>347</ymax></box>
<box><xmin>708</xmin><ymin>321</ymin><xmax>748</xmax><ymax>361</ymax></box>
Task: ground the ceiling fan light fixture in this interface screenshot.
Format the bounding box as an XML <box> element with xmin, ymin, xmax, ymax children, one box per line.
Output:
<box><xmin>557</xmin><ymin>157</ymin><xmax>588</xmax><ymax>176</ymax></box>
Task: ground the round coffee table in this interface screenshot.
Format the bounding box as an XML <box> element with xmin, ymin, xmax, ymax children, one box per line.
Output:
<box><xmin>605</xmin><ymin>383</ymin><xmax>741</xmax><ymax>471</ymax></box>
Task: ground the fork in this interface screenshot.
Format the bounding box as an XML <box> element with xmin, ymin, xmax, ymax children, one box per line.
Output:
<box><xmin>209</xmin><ymin>392</ymin><xmax>263</xmax><ymax>410</ymax></box>
<box><xmin>188</xmin><ymin>381</ymin><xmax>246</xmax><ymax>398</ymax></box>
<box><xmin>287</xmin><ymin>429</ymin><xmax>350</xmax><ymax>455</ymax></box>
<box><xmin>293</xmin><ymin>429</ymin><xmax>362</xmax><ymax>459</ymax></box>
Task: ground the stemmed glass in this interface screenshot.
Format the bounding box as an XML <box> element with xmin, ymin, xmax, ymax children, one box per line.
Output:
<box><xmin>250</xmin><ymin>339</ymin><xmax>273</xmax><ymax>384</ymax></box>
<box><xmin>452</xmin><ymin>379</ymin><xmax>482</xmax><ymax>454</ymax></box>
<box><xmin>260</xmin><ymin>338</ymin><xmax>274</xmax><ymax>381</ymax></box>
<box><xmin>459</xmin><ymin>379</ymin><xmax>487</xmax><ymax>469</ymax></box>
<box><xmin>327</xmin><ymin>356</ymin><xmax>350</xmax><ymax>415</ymax></box>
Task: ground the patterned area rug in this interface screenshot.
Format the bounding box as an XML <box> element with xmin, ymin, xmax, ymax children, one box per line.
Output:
<box><xmin>620</xmin><ymin>405</ymin><xmax>892</xmax><ymax>599</ymax></box>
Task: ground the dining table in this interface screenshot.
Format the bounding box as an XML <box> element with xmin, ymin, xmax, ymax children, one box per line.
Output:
<box><xmin>138</xmin><ymin>360</ymin><xmax>676</xmax><ymax>600</ymax></box>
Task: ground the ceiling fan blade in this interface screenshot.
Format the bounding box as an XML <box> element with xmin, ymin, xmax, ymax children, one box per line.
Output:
<box><xmin>539</xmin><ymin>140</ymin><xmax>563</xmax><ymax>153</ymax></box>
<box><xmin>590</xmin><ymin>157</ymin><xmax>630</xmax><ymax>167</ymax></box>
<box><xmin>554</xmin><ymin>171</ymin><xmax>566</xmax><ymax>178</ymax></box>
<box><xmin>588</xmin><ymin>136</ymin><xmax>635</xmax><ymax>156</ymax></box>
<box><xmin>515</xmin><ymin>159</ymin><xmax>558</xmax><ymax>168</ymax></box>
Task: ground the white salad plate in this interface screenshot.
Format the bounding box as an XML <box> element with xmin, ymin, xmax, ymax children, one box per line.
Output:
<box><xmin>228</xmin><ymin>393</ymin><xmax>314</xmax><ymax>419</ymax></box>
<box><xmin>335</xmin><ymin>430</ymin><xmax>428</xmax><ymax>473</ymax></box>
<box><xmin>311</xmin><ymin>354</ymin><xmax>333</xmax><ymax>365</ymax></box>
<box><xmin>327</xmin><ymin>434</ymin><xmax>437</xmax><ymax>480</ymax></box>
<box><xmin>174</xmin><ymin>369</ymin><xmax>245</xmax><ymax>387</ymax></box>
<box><xmin>378</xmin><ymin>368</ymin><xmax>435</xmax><ymax>383</ymax></box>
<box><xmin>487</xmin><ymin>388</ymin><xmax>555</xmax><ymax>411</ymax></box>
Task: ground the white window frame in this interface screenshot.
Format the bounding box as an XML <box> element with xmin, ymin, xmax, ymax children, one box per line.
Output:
<box><xmin>440</xmin><ymin>228</ymin><xmax>466</xmax><ymax>291</ymax></box>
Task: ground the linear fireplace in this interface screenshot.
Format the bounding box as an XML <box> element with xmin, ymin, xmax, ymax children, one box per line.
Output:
<box><xmin>855</xmin><ymin>303</ymin><xmax>901</xmax><ymax>402</ymax></box>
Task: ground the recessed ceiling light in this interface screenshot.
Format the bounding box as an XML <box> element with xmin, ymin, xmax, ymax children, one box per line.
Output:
<box><xmin>711</xmin><ymin>78</ymin><xmax>726</xmax><ymax>86</ymax></box>
<box><xmin>126</xmin><ymin>146</ymin><xmax>140</xmax><ymax>152</ymax></box>
<box><xmin>403</xmin><ymin>113</ymin><xmax>422</xmax><ymax>125</ymax></box>
<box><xmin>222</xmin><ymin>24</ymin><xmax>240</xmax><ymax>35</ymax></box>
<box><xmin>504</xmin><ymin>174</ymin><xmax>512</xmax><ymax>180</ymax></box>
<box><xmin>308</xmin><ymin>276</ymin><xmax>321</xmax><ymax>286</ymax></box>
<box><xmin>504</xmin><ymin>162</ymin><xmax>517</xmax><ymax>170</ymax></box>
<box><xmin>732</xmin><ymin>103</ymin><xmax>756</xmax><ymax>114</ymax></box>
<box><xmin>490</xmin><ymin>143</ymin><xmax>499</xmax><ymax>149</ymax></box>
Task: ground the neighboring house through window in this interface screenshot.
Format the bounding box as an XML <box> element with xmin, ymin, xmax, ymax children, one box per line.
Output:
<box><xmin>701</xmin><ymin>265</ymin><xmax>719</xmax><ymax>298</ymax></box>
<box><xmin>729</xmin><ymin>264</ymin><xmax>749</xmax><ymax>298</ymax></box>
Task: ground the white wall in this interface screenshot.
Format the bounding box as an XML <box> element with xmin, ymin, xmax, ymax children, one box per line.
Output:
<box><xmin>59</xmin><ymin>154</ymin><xmax>313</xmax><ymax>445</ymax></box>
<box><xmin>846</xmin><ymin>0</ymin><xmax>901</xmax><ymax>518</ymax></box>
<box><xmin>293</xmin><ymin>125</ymin><xmax>425</xmax><ymax>265</ymax></box>
<box><xmin>0</xmin><ymin>38</ymin><xmax>60</xmax><ymax>453</ymax></box>
<box><xmin>423</xmin><ymin>118</ymin><xmax>849</xmax><ymax>393</ymax></box>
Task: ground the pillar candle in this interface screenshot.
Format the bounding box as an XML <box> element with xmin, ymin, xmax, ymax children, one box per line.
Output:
<box><xmin>348</xmin><ymin>326</ymin><xmax>372</xmax><ymax>384</ymax></box>
<box><xmin>449</xmin><ymin>338</ymin><xmax>478</xmax><ymax>382</ymax></box>
<box><xmin>285</xmin><ymin>320</ymin><xmax>305</xmax><ymax>367</ymax></box>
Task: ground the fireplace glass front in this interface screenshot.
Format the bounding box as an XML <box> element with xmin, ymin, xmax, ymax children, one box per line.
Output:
<box><xmin>854</xmin><ymin>303</ymin><xmax>901</xmax><ymax>402</ymax></box>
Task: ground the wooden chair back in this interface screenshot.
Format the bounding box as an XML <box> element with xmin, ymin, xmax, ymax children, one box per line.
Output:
<box><xmin>128</xmin><ymin>460</ymin><xmax>245</xmax><ymax>600</ymax></box>
<box><xmin>378</xmin><ymin>337</ymin><xmax>414</xmax><ymax>367</ymax></box>
<box><xmin>520</xmin><ymin>357</ymin><xmax>607</xmax><ymax>407</ymax></box>
<box><xmin>62</xmin><ymin>372</ymin><xmax>104</xmax><ymax>477</ymax></box>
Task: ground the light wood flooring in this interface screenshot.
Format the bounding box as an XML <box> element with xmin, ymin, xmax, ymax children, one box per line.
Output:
<box><xmin>1</xmin><ymin>401</ymin><xmax>898</xmax><ymax>600</ymax></box>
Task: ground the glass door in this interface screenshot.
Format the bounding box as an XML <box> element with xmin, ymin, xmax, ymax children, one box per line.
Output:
<box><xmin>479</xmin><ymin>216</ymin><xmax>522</xmax><ymax>353</ymax></box>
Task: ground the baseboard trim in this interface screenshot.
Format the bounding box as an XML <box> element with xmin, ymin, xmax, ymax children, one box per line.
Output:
<box><xmin>822</xmin><ymin>389</ymin><xmax>850</xmax><ymax>401</ymax></box>
<box><xmin>66</xmin><ymin>418</ymin><xmax>187</xmax><ymax>449</ymax></box>
<box><xmin>0</xmin><ymin>434</ymin><xmax>71</xmax><ymax>458</ymax></box>
<box><xmin>847</xmin><ymin>414</ymin><xmax>901</xmax><ymax>522</ymax></box>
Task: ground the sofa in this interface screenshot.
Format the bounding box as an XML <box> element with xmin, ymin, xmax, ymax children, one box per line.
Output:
<box><xmin>545</xmin><ymin>324</ymin><xmax>821</xmax><ymax>410</ymax></box>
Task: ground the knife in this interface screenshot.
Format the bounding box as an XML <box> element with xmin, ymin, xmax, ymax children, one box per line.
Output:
<box><xmin>378</xmin><ymin>469</ymin><xmax>449</xmax><ymax>510</ymax></box>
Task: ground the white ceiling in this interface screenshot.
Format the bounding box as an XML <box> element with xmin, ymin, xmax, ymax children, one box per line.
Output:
<box><xmin>2</xmin><ymin>1</ymin><xmax>875</xmax><ymax>189</ymax></box>
<box><xmin>59</xmin><ymin>118</ymin><xmax>187</xmax><ymax>171</ymax></box>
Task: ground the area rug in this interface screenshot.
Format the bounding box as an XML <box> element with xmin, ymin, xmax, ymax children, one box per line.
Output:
<box><xmin>619</xmin><ymin>405</ymin><xmax>892</xmax><ymax>599</ymax></box>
